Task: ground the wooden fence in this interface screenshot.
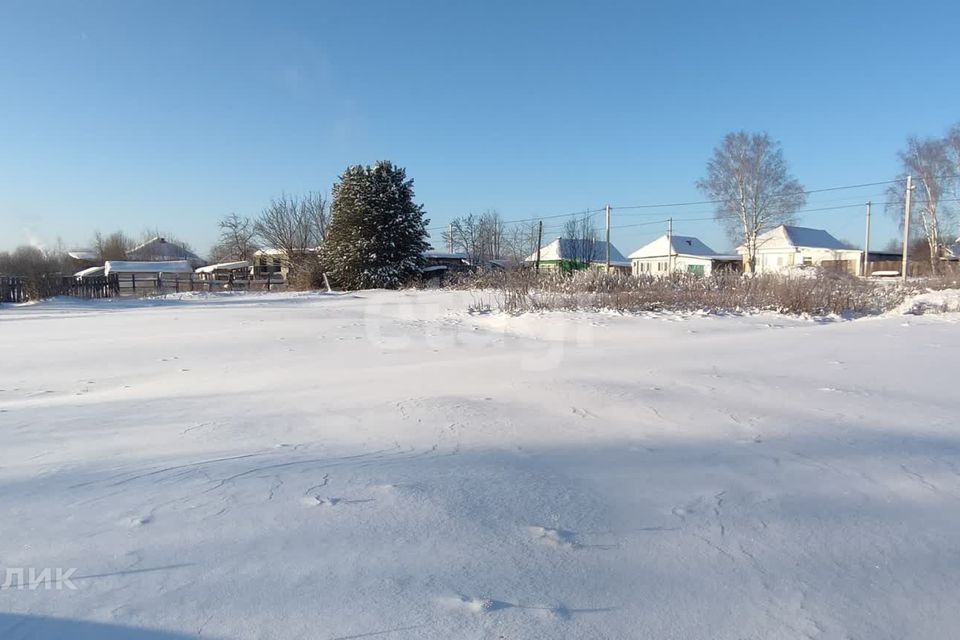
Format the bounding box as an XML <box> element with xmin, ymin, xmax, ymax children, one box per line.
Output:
<box><xmin>0</xmin><ymin>273</ymin><xmax>286</xmax><ymax>304</ymax></box>
<box><xmin>0</xmin><ymin>276</ymin><xmax>27</xmax><ymax>303</ymax></box>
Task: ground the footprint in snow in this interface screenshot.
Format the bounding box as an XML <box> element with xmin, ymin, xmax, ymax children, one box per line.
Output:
<box><xmin>126</xmin><ymin>515</ymin><xmax>153</xmax><ymax>527</ymax></box>
<box><xmin>301</xmin><ymin>495</ymin><xmax>374</xmax><ymax>507</ymax></box>
<box><xmin>528</xmin><ymin>525</ymin><xmax>579</xmax><ymax>549</ymax></box>
<box><xmin>302</xmin><ymin>496</ymin><xmax>340</xmax><ymax>507</ymax></box>
<box><xmin>444</xmin><ymin>596</ymin><xmax>504</xmax><ymax>614</ymax></box>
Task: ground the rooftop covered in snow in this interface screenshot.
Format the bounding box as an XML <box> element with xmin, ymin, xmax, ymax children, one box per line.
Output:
<box><xmin>741</xmin><ymin>225</ymin><xmax>850</xmax><ymax>252</ymax></box>
<box><xmin>127</xmin><ymin>237</ymin><xmax>206</xmax><ymax>267</ymax></box>
<box><xmin>525</xmin><ymin>238</ymin><xmax>630</xmax><ymax>266</ymax></box>
<box><xmin>104</xmin><ymin>260</ymin><xmax>194</xmax><ymax>275</ymax></box>
<box><xmin>629</xmin><ymin>235</ymin><xmax>738</xmax><ymax>260</ymax></box>
<box><xmin>195</xmin><ymin>261</ymin><xmax>251</xmax><ymax>274</ymax></box>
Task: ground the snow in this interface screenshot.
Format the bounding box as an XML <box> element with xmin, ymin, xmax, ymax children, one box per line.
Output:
<box><xmin>67</xmin><ymin>250</ymin><xmax>98</xmax><ymax>261</ymax></box>
<box><xmin>524</xmin><ymin>238</ymin><xmax>630</xmax><ymax>265</ymax></box>
<box><xmin>73</xmin><ymin>266</ymin><xmax>105</xmax><ymax>277</ymax></box>
<box><xmin>423</xmin><ymin>250</ymin><xmax>467</xmax><ymax>260</ymax></box>
<box><xmin>740</xmin><ymin>225</ymin><xmax>849</xmax><ymax>252</ymax></box>
<box><xmin>1</xmin><ymin>290</ymin><xmax>960</xmax><ymax>639</ymax></box>
<box><xmin>104</xmin><ymin>260</ymin><xmax>194</xmax><ymax>275</ymax></box>
<box><xmin>126</xmin><ymin>238</ymin><xmax>205</xmax><ymax>268</ymax></box>
<box><xmin>897</xmin><ymin>288</ymin><xmax>960</xmax><ymax>315</ymax></box>
<box><xmin>629</xmin><ymin>234</ymin><xmax>735</xmax><ymax>259</ymax></box>
<box><xmin>194</xmin><ymin>261</ymin><xmax>250</xmax><ymax>274</ymax></box>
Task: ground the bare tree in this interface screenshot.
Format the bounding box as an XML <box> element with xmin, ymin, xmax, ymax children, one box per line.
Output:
<box><xmin>92</xmin><ymin>230</ymin><xmax>133</xmax><ymax>262</ymax></box>
<box><xmin>445</xmin><ymin>210</ymin><xmax>506</xmax><ymax>268</ymax></box>
<box><xmin>210</xmin><ymin>213</ymin><xmax>258</xmax><ymax>263</ymax></box>
<box><xmin>696</xmin><ymin>132</ymin><xmax>807</xmax><ymax>273</ymax></box>
<box><xmin>0</xmin><ymin>245</ymin><xmax>71</xmax><ymax>299</ymax></box>
<box><xmin>503</xmin><ymin>221</ymin><xmax>541</xmax><ymax>267</ymax></box>
<box><xmin>253</xmin><ymin>193</ymin><xmax>328</xmax><ymax>258</ymax></box>
<box><xmin>562</xmin><ymin>212</ymin><xmax>601</xmax><ymax>267</ymax></box>
<box><xmin>886</xmin><ymin>136</ymin><xmax>953</xmax><ymax>274</ymax></box>
<box><xmin>253</xmin><ymin>193</ymin><xmax>328</xmax><ymax>282</ymax></box>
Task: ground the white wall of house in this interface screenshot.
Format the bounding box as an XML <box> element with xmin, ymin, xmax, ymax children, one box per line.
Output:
<box><xmin>632</xmin><ymin>255</ymin><xmax>716</xmax><ymax>276</ymax></box>
<box><xmin>751</xmin><ymin>248</ymin><xmax>864</xmax><ymax>274</ymax></box>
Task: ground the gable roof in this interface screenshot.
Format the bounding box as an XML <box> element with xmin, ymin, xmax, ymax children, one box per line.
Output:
<box><xmin>524</xmin><ymin>238</ymin><xmax>630</xmax><ymax>266</ymax></box>
<box><xmin>67</xmin><ymin>249</ymin><xmax>98</xmax><ymax>261</ymax></box>
<box><xmin>127</xmin><ymin>237</ymin><xmax>206</xmax><ymax>266</ymax></box>
<box><xmin>740</xmin><ymin>225</ymin><xmax>848</xmax><ymax>252</ymax></box>
<box><xmin>629</xmin><ymin>234</ymin><xmax>735</xmax><ymax>259</ymax></box>
<box><xmin>423</xmin><ymin>250</ymin><xmax>468</xmax><ymax>260</ymax></box>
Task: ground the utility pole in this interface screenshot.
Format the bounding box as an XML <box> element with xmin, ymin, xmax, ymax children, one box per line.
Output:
<box><xmin>535</xmin><ymin>220</ymin><xmax>543</xmax><ymax>272</ymax></box>
<box><xmin>604</xmin><ymin>204</ymin><xmax>611</xmax><ymax>272</ymax></box>
<box><xmin>667</xmin><ymin>217</ymin><xmax>673</xmax><ymax>275</ymax></box>
<box><xmin>901</xmin><ymin>175</ymin><xmax>913</xmax><ymax>282</ymax></box>
<box><xmin>862</xmin><ymin>201</ymin><xmax>872</xmax><ymax>277</ymax></box>
<box><xmin>447</xmin><ymin>223</ymin><xmax>453</xmax><ymax>253</ymax></box>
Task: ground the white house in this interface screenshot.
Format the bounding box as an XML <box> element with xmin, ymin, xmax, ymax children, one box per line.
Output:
<box><xmin>524</xmin><ymin>238</ymin><xmax>631</xmax><ymax>272</ymax></box>
<box><xmin>739</xmin><ymin>225</ymin><xmax>864</xmax><ymax>274</ymax></box>
<box><xmin>629</xmin><ymin>235</ymin><xmax>740</xmax><ymax>277</ymax></box>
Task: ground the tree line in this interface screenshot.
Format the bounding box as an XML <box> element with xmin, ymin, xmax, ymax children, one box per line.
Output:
<box><xmin>4</xmin><ymin>125</ymin><xmax>959</xmax><ymax>293</ymax></box>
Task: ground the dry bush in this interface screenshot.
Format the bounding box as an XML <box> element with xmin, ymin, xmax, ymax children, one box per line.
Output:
<box><xmin>450</xmin><ymin>268</ymin><xmax>938</xmax><ymax>317</ymax></box>
<box><xmin>285</xmin><ymin>255</ymin><xmax>327</xmax><ymax>291</ymax></box>
<box><xmin>0</xmin><ymin>246</ymin><xmax>71</xmax><ymax>300</ymax></box>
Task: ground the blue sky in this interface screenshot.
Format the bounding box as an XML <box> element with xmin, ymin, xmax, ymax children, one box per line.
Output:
<box><xmin>2</xmin><ymin>0</ymin><xmax>959</xmax><ymax>255</ymax></box>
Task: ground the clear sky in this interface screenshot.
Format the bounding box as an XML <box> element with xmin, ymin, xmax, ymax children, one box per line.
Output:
<box><xmin>2</xmin><ymin>0</ymin><xmax>959</xmax><ymax>255</ymax></box>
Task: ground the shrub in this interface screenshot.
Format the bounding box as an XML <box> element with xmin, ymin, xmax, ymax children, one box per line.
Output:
<box><xmin>449</xmin><ymin>268</ymin><xmax>951</xmax><ymax>317</ymax></box>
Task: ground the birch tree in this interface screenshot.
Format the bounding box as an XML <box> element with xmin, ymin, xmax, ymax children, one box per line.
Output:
<box><xmin>886</xmin><ymin>136</ymin><xmax>953</xmax><ymax>274</ymax></box>
<box><xmin>697</xmin><ymin>132</ymin><xmax>806</xmax><ymax>273</ymax></box>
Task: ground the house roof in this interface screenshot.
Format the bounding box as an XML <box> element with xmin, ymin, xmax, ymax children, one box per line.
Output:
<box><xmin>944</xmin><ymin>240</ymin><xmax>960</xmax><ymax>260</ymax></box>
<box><xmin>104</xmin><ymin>260</ymin><xmax>194</xmax><ymax>275</ymax></box>
<box><xmin>127</xmin><ymin>237</ymin><xmax>205</xmax><ymax>265</ymax></box>
<box><xmin>524</xmin><ymin>238</ymin><xmax>630</xmax><ymax>266</ymax></box>
<box><xmin>253</xmin><ymin>247</ymin><xmax>319</xmax><ymax>257</ymax></box>
<box><xmin>739</xmin><ymin>225</ymin><xmax>849</xmax><ymax>252</ymax></box>
<box><xmin>423</xmin><ymin>250</ymin><xmax>468</xmax><ymax>260</ymax></box>
<box><xmin>195</xmin><ymin>261</ymin><xmax>250</xmax><ymax>274</ymax></box>
<box><xmin>628</xmin><ymin>234</ymin><xmax>737</xmax><ymax>260</ymax></box>
<box><xmin>74</xmin><ymin>266</ymin><xmax>105</xmax><ymax>277</ymax></box>
<box><xmin>68</xmin><ymin>250</ymin><xmax>98</xmax><ymax>261</ymax></box>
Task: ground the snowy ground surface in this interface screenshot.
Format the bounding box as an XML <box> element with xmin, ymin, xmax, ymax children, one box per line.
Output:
<box><xmin>1</xmin><ymin>290</ymin><xmax>959</xmax><ymax>640</ymax></box>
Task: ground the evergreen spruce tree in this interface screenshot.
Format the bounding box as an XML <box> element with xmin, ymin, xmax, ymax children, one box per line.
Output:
<box><xmin>321</xmin><ymin>161</ymin><xmax>429</xmax><ymax>290</ymax></box>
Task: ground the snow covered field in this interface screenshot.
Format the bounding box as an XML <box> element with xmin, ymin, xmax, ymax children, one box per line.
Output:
<box><xmin>1</xmin><ymin>290</ymin><xmax>959</xmax><ymax>639</ymax></box>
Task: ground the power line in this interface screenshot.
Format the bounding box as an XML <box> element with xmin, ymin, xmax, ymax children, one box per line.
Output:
<box><xmin>427</xmin><ymin>176</ymin><xmax>959</xmax><ymax>235</ymax></box>
<box><xmin>609</xmin><ymin>179</ymin><xmax>902</xmax><ymax>211</ymax></box>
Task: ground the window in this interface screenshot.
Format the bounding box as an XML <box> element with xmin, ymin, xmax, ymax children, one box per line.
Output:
<box><xmin>687</xmin><ymin>264</ymin><xmax>705</xmax><ymax>276</ymax></box>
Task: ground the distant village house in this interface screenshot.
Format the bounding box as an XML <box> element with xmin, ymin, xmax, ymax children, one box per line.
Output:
<box><xmin>629</xmin><ymin>235</ymin><xmax>740</xmax><ymax>276</ymax></box>
<box><xmin>524</xmin><ymin>238</ymin><xmax>631</xmax><ymax>273</ymax></box>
